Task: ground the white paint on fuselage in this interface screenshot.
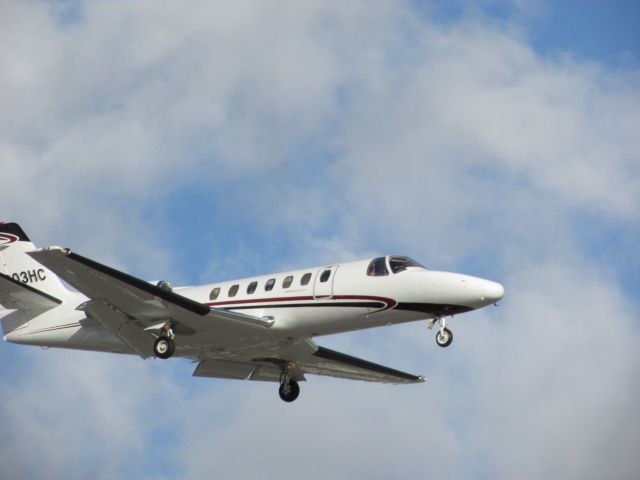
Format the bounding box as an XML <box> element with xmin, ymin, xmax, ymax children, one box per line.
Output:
<box><xmin>4</xmin><ymin>257</ymin><xmax>504</xmax><ymax>355</ymax></box>
<box><xmin>179</xmin><ymin>258</ymin><xmax>504</xmax><ymax>337</ymax></box>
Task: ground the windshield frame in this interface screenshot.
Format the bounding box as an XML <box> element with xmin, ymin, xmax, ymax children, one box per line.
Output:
<box><xmin>388</xmin><ymin>256</ymin><xmax>427</xmax><ymax>274</ymax></box>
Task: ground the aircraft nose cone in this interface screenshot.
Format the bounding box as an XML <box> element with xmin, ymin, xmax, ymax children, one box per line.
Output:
<box><xmin>481</xmin><ymin>280</ymin><xmax>505</xmax><ymax>303</ymax></box>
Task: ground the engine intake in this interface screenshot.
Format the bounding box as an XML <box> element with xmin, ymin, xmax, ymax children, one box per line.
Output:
<box><xmin>156</xmin><ymin>280</ymin><xmax>173</xmax><ymax>292</ymax></box>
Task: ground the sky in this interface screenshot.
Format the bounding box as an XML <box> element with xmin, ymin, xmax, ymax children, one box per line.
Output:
<box><xmin>0</xmin><ymin>1</ymin><xmax>639</xmax><ymax>478</ymax></box>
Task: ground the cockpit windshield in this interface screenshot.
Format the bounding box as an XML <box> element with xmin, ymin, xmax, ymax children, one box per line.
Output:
<box><xmin>367</xmin><ymin>256</ymin><xmax>426</xmax><ymax>276</ymax></box>
<box><xmin>389</xmin><ymin>256</ymin><xmax>426</xmax><ymax>273</ymax></box>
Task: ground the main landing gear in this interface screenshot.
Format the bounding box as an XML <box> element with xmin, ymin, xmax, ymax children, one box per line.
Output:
<box><xmin>154</xmin><ymin>323</ymin><xmax>176</xmax><ymax>359</ymax></box>
<box><xmin>279</xmin><ymin>369</ymin><xmax>300</xmax><ymax>403</ymax></box>
<box><xmin>429</xmin><ymin>316</ymin><xmax>454</xmax><ymax>348</ymax></box>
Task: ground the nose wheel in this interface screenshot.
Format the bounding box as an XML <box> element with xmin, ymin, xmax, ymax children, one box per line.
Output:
<box><xmin>429</xmin><ymin>316</ymin><xmax>454</xmax><ymax>347</ymax></box>
<box><xmin>435</xmin><ymin>327</ymin><xmax>453</xmax><ymax>347</ymax></box>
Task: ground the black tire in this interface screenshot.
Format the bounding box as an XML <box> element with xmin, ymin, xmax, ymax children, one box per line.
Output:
<box><xmin>436</xmin><ymin>327</ymin><xmax>453</xmax><ymax>347</ymax></box>
<box><xmin>154</xmin><ymin>336</ymin><xmax>175</xmax><ymax>359</ymax></box>
<box><xmin>278</xmin><ymin>380</ymin><xmax>300</xmax><ymax>402</ymax></box>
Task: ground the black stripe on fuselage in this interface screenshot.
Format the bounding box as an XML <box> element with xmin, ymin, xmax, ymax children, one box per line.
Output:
<box><xmin>208</xmin><ymin>295</ymin><xmax>396</xmax><ymax>312</ymax></box>
<box><xmin>394</xmin><ymin>302</ymin><xmax>473</xmax><ymax>316</ymax></box>
<box><xmin>208</xmin><ymin>300</ymin><xmax>472</xmax><ymax>317</ymax></box>
<box><xmin>219</xmin><ymin>301</ymin><xmax>386</xmax><ymax>311</ymax></box>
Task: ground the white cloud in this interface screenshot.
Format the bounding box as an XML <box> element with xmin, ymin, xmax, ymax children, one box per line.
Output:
<box><xmin>459</xmin><ymin>259</ymin><xmax>640</xmax><ymax>479</ymax></box>
<box><xmin>0</xmin><ymin>348</ymin><xmax>185</xmax><ymax>479</ymax></box>
<box><xmin>0</xmin><ymin>1</ymin><xmax>638</xmax><ymax>479</ymax></box>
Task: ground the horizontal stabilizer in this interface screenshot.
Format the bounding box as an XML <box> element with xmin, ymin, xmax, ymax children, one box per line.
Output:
<box><xmin>0</xmin><ymin>272</ymin><xmax>61</xmax><ymax>311</ymax></box>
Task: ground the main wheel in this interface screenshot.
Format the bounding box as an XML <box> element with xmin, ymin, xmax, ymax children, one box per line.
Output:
<box><xmin>278</xmin><ymin>380</ymin><xmax>300</xmax><ymax>402</ymax></box>
<box><xmin>436</xmin><ymin>327</ymin><xmax>453</xmax><ymax>347</ymax></box>
<box><xmin>154</xmin><ymin>336</ymin><xmax>175</xmax><ymax>359</ymax></box>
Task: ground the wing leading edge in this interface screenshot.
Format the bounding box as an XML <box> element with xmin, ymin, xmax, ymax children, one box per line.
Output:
<box><xmin>28</xmin><ymin>248</ymin><xmax>275</xmax><ymax>358</ymax></box>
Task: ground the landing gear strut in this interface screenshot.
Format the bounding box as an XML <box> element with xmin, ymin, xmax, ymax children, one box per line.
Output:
<box><xmin>429</xmin><ymin>316</ymin><xmax>454</xmax><ymax>348</ymax></box>
<box><xmin>154</xmin><ymin>323</ymin><xmax>176</xmax><ymax>359</ymax></box>
<box><xmin>278</xmin><ymin>369</ymin><xmax>300</xmax><ymax>403</ymax></box>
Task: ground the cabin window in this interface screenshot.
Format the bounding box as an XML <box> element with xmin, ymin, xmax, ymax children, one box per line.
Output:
<box><xmin>247</xmin><ymin>281</ymin><xmax>258</xmax><ymax>294</ymax></box>
<box><xmin>389</xmin><ymin>256</ymin><xmax>425</xmax><ymax>274</ymax></box>
<box><xmin>367</xmin><ymin>257</ymin><xmax>389</xmax><ymax>277</ymax></box>
<box><xmin>228</xmin><ymin>284</ymin><xmax>239</xmax><ymax>297</ymax></box>
<box><xmin>282</xmin><ymin>276</ymin><xmax>293</xmax><ymax>288</ymax></box>
<box><xmin>300</xmin><ymin>272</ymin><xmax>312</xmax><ymax>286</ymax></box>
<box><xmin>265</xmin><ymin>278</ymin><xmax>276</xmax><ymax>291</ymax></box>
<box><xmin>209</xmin><ymin>287</ymin><xmax>221</xmax><ymax>300</ymax></box>
<box><xmin>320</xmin><ymin>269</ymin><xmax>331</xmax><ymax>283</ymax></box>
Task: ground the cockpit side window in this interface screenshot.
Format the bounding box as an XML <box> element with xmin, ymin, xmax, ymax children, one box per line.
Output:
<box><xmin>389</xmin><ymin>256</ymin><xmax>425</xmax><ymax>274</ymax></box>
<box><xmin>367</xmin><ymin>257</ymin><xmax>389</xmax><ymax>276</ymax></box>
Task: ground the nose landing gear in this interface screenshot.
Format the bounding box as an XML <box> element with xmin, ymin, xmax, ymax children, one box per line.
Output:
<box><xmin>429</xmin><ymin>316</ymin><xmax>454</xmax><ymax>348</ymax></box>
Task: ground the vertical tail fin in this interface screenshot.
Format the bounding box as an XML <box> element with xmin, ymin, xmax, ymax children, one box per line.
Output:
<box><xmin>0</xmin><ymin>222</ymin><xmax>72</xmax><ymax>301</ymax></box>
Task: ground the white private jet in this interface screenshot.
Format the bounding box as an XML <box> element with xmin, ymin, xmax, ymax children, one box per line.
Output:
<box><xmin>0</xmin><ymin>222</ymin><xmax>504</xmax><ymax>402</ymax></box>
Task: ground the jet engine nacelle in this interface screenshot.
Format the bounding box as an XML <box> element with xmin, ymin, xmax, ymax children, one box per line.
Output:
<box><xmin>156</xmin><ymin>280</ymin><xmax>173</xmax><ymax>292</ymax></box>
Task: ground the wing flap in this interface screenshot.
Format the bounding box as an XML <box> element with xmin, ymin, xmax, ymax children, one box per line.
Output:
<box><xmin>193</xmin><ymin>359</ymin><xmax>287</xmax><ymax>382</ymax></box>
<box><xmin>194</xmin><ymin>359</ymin><xmax>259</xmax><ymax>380</ymax></box>
<box><xmin>0</xmin><ymin>272</ymin><xmax>61</xmax><ymax>310</ymax></box>
<box><xmin>86</xmin><ymin>299</ymin><xmax>153</xmax><ymax>358</ymax></box>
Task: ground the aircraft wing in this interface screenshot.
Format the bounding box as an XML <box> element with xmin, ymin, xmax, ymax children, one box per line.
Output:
<box><xmin>194</xmin><ymin>339</ymin><xmax>425</xmax><ymax>384</ymax></box>
<box><xmin>295</xmin><ymin>345</ymin><xmax>425</xmax><ymax>383</ymax></box>
<box><xmin>28</xmin><ymin>248</ymin><xmax>275</xmax><ymax>358</ymax></box>
<box><xmin>0</xmin><ymin>272</ymin><xmax>62</xmax><ymax>310</ymax></box>
<box><xmin>27</xmin><ymin>248</ymin><xmax>425</xmax><ymax>384</ymax></box>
